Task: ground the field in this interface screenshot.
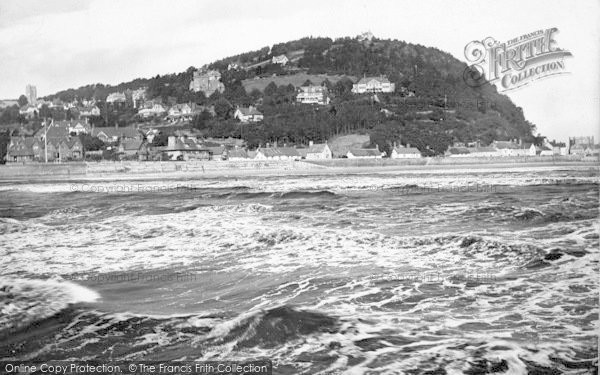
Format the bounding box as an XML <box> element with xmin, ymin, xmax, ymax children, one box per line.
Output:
<box><xmin>327</xmin><ymin>133</ymin><xmax>371</xmax><ymax>157</ymax></box>
<box><xmin>242</xmin><ymin>73</ymin><xmax>356</xmax><ymax>93</ymax></box>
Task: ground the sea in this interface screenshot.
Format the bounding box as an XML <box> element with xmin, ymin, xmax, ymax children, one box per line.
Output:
<box><xmin>0</xmin><ymin>167</ymin><xmax>598</xmax><ymax>374</ymax></box>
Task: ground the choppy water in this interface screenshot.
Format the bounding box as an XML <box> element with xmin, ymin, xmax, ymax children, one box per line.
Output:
<box><xmin>0</xmin><ymin>168</ymin><xmax>598</xmax><ymax>374</ymax></box>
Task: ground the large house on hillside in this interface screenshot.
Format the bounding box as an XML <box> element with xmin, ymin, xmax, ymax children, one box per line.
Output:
<box><xmin>138</xmin><ymin>101</ymin><xmax>166</xmax><ymax>118</ymax></box>
<box><xmin>234</xmin><ymin>106</ymin><xmax>264</xmax><ymax>123</ymax></box>
<box><xmin>79</xmin><ymin>105</ymin><xmax>101</xmax><ymax>118</ymax></box>
<box><xmin>271</xmin><ymin>54</ymin><xmax>289</xmax><ymax>66</ymax></box>
<box><xmin>296</xmin><ymin>85</ymin><xmax>330</xmax><ymax>105</ymax></box>
<box><xmin>351</xmin><ymin>76</ymin><xmax>395</xmax><ymax>94</ymax></box>
<box><xmin>106</xmin><ymin>92</ymin><xmax>127</xmax><ymax>104</ymax></box>
<box><xmin>189</xmin><ymin>70</ymin><xmax>225</xmax><ymax>96</ymax></box>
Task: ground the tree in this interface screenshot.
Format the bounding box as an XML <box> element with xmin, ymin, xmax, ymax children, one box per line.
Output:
<box><xmin>18</xmin><ymin>95</ymin><xmax>28</xmax><ymax>107</ymax></box>
<box><xmin>214</xmin><ymin>98</ymin><xmax>232</xmax><ymax>120</ymax></box>
<box><xmin>79</xmin><ymin>134</ymin><xmax>105</xmax><ymax>152</ymax></box>
<box><xmin>152</xmin><ymin>133</ymin><xmax>169</xmax><ymax>147</ymax></box>
<box><xmin>264</xmin><ymin>82</ymin><xmax>278</xmax><ymax>97</ymax></box>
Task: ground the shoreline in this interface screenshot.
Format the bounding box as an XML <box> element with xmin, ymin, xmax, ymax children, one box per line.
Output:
<box><xmin>0</xmin><ymin>158</ymin><xmax>598</xmax><ymax>183</ymax></box>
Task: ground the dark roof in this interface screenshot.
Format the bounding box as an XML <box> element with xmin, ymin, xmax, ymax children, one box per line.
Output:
<box><xmin>393</xmin><ymin>146</ymin><xmax>421</xmax><ymax>155</ymax></box>
<box><xmin>120</xmin><ymin>139</ymin><xmax>143</xmax><ymax>151</ymax></box>
<box><xmin>228</xmin><ymin>149</ymin><xmax>248</xmax><ymax>158</ymax></box>
<box><xmin>258</xmin><ymin>147</ymin><xmax>300</xmax><ymax>157</ymax></box>
<box><xmin>237</xmin><ymin>107</ymin><xmax>262</xmax><ymax>116</ymax></box>
<box><xmin>93</xmin><ymin>127</ymin><xmax>141</xmax><ymax>139</ymax></box>
<box><xmin>348</xmin><ymin>148</ymin><xmax>383</xmax><ymax>157</ymax></box>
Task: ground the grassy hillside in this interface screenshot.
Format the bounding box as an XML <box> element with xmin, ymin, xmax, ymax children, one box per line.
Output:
<box><xmin>242</xmin><ymin>73</ymin><xmax>356</xmax><ymax>93</ymax></box>
<box><xmin>328</xmin><ymin>134</ymin><xmax>370</xmax><ymax>157</ymax></box>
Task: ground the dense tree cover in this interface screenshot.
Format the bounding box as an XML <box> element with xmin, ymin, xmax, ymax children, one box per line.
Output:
<box><xmin>79</xmin><ymin>134</ymin><xmax>105</xmax><ymax>152</ymax></box>
<box><xmin>6</xmin><ymin>35</ymin><xmax>539</xmax><ymax>156</ymax></box>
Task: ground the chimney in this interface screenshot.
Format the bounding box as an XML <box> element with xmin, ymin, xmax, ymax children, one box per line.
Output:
<box><xmin>406</xmin><ymin>143</ymin><xmax>410</xmax><ymax>148</ymax></box>
<box><xmin>309</xmin><ymin>140</ymin><xmax>314</xmax><ymax>147</ymax></box>
<box><xmin>168</xmin><ymin>136</ymin><xmax>176</xmax><ymax>149</ymax></box>
<box><xmin>519</xmin><ymin>138</ymin><xmax>522</xmax><ymax>146</ymax></box>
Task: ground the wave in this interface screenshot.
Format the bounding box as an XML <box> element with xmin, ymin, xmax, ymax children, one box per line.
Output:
<box><xmin>205</xmin><ymin>305</ymin><xmax>339</xmax><ymax>350</ymax></box>
<box><xmin>0</xmin><ymin>277</ymin><xmax>99</xmax><ymax>337</ymax></box>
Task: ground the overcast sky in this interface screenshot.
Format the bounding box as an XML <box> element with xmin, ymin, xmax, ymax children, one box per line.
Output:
<box><xmin>0</xmin><ymin>0</ymin><xmax>598</xmax><ymax>142</ymax></box>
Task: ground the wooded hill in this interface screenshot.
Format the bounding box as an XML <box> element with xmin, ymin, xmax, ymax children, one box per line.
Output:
<box><xmin>42</xmin><ymin>35</ymin><xmax>539</xmax><ymax>155</ymax></box>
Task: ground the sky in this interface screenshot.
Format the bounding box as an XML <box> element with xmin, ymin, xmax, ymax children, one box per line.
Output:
<box><xmin>0</xmin><ymin>0</ymin><xmax>598</xmax><ymax>142</ymax></box>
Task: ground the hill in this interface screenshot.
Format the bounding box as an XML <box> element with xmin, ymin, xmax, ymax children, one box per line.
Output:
<box><xmin>242</xmin><ymin>73</ymin><xmax>355</xmax><ymax>93</ymax></box>
<box><xmin>29</xmin><ymin>34</ymin><xmax>539</xmax><ymax>155</ymax></box>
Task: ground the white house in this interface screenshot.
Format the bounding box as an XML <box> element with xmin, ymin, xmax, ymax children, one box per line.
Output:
<box><xmin>296</xmin><ymin>86</ymin><xmax>330</xmax><ymax>105</ymax></box>
<box><xmin>297</xmin><ymin>141</ymin><xmax>332</xmax><ymax>159</ymax></box>
<box><xmin>106</xmin><ymin>92</ymin><xmax>127</xmax><ymax>103</ymax></box>
<box><xmin>390</xmin><ymin>144</ymin><xmax>422</xmax><ymax>159</ymax></box>
<box><xmin>347</xmin><ymin>147</ymin><xmax>385</xmax><ymax>159</ymax></box>
<box><xmin>254</xmin><ymin>147</ymin><xmax>300</xmax><ymax>160</ymax></box>
<box><xmin>138</xmin><ymin>102</ymin><xmax>166</xmax><ymax>118</ymax></box>
<box><xmin>79</xmin><ymin>105</ymin><xmax>101</xmax><ymax>118</ymax></box>
<box><xmin>351</xmin><ymin>76</ymin><xmax>395</xmax><ymax>94</ymax></box>
<box><xmin>167</xmin><ymin>103</ymin><xmax>193</xmax><ymax>121</ymax></box>
<box><xmin>19</xmin><ymin>105</ymin><xmax>37</xmax><ymax>118</ymax></box>
<box><xmin>234</xmin><ymin>106</ymin><xmax>264</xmax><ymax>123</ymax></box>
<box><xmin>271</xmin><ymin>54</ymin><xmax>289</xmax><ymax>66</ymax></box>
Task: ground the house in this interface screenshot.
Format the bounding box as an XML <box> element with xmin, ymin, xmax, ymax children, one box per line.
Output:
<box><xmin>227</xmin><ymin>148</ymin><xmax>249</xmax><ymax>160</ymax></box>
<box><xmin>79</xmin><ymin>105</ymin><xmax>101</xmax><ymax>118</ymax></box>
<box><xmin>19</xmin><ymin>105</ymin><xmax>37</xmax><ymax>118</ymax></box>
<box><xmin>191</xmin><ymin>104</ymin><xmax>216</xmax><ymax>117</ymax></box>
<box><xmin>92</xmin><ymin>127</ymin><xmax>142</xmax><ymax>143</ymax></box>
<box><xmin>118</xmin><ymin>139</ymin><xmax>146</xmax><ymax>159</ymax></box>
<box><xmin>206</xmin><ymin>145</ymin><xmax>227</xmax><ymax>161</ymax></box>
<box><xmin>106</xmin><ymin>92</ymin><xmax>127</xmax><ymax>104</ymax></box>
<box><xmin>297</xmin><ymin>141</ymin><xmax>332</xmax><ymax>159</ymax></box>
<box><xmin>357</xmin><ymin>31</ymin><xmax>374</xmax><ymax>43</ymax></box>
<box><xmin>254</xmin><ymin>147</ymin><xmax>301</xmax><ymax>160</ymax></box>
<box><xmin>296</xmin><ymin>85</ymin><xmax>330</xmax><ymax>105</ymax></box>
<box><xmin>189</xmin><ymin>70</ymin><xmax>225</xmax><ymax>96</ymax></box>
<box><xmin>569</xmin><ymin>144</ymin><xmax>587</xmax><ymax>155</ymax></box>
<box><xmin>351</xmin><ymin>76</ymin><xmax>395</xmax><ymax>94</ymax></box>
<box><xmin>138</xmin><ymin>102</ymin><xmax>166</xmax><ymax>118</ymax></box>
<box><xmin>390</xmin><ymin>144</ymin><xmax>422</xmax><ymax>159</ymax></box>
<box><xmin>166</xmin><ymin>136</ymin><xmax>210</xmax><ymax>161</ymax></box>
<box><xmin>535</xmin><ymin>145</ymin><xmax>553</xmax><ymax>156</ymax></box>
<box><xmin>131</xmin><ymin>88</ymin><xmax>147</xmax><ymax>108</ymax></box>
<box><xmin>34</xmin><ymin>121</ymin><xmax>70</xmax><ymax>142</ymax></box>
<box><xmin>234</xmin><ymin>106</ymin><xmax>264</xmax><ymax>123</ymax></box>
<box><xmin>6</xmin><ymin>137</ymin><xmax>43</xmax><ymax>162</ymax></box>
<box><xmin>346</xmin><ymin>146</ymin><xmax>385</xmax><ymax>159</ymax></box>
<box><xmin>272</xmin><ymin>54</ymin><xmax>289</xmax><ymax>65</ymax></box>
<box><xmin>167</xmin><ymin>103</ymin><xmax>193</xmax><ymax>121</ymax></box>
<box><xmin>57</xmin><ymin>137</ymin><xmax>84</xmax><ymax>160</ymax></box>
